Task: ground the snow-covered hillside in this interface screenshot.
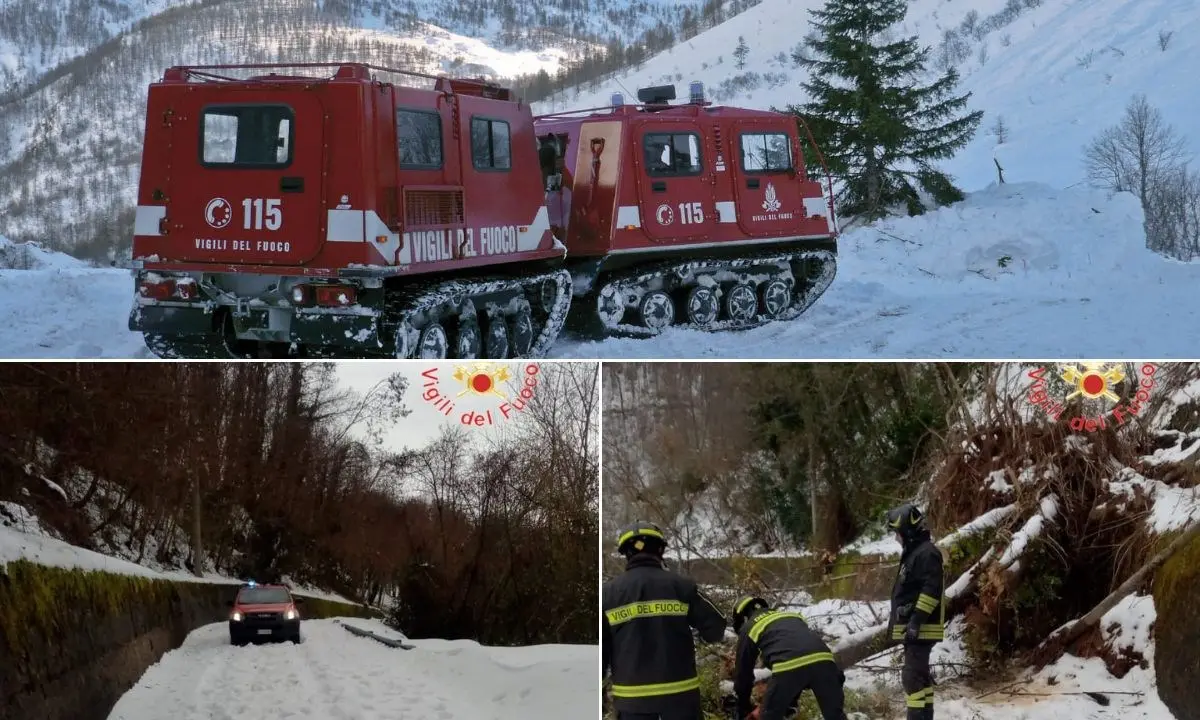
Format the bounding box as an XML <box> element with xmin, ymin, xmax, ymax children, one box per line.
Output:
<box><xmin>4</xmin><ymin>181</ymin><xmax>1200</xmax><ymax>358</ymax></box>
<box><xmin>539</xmin><ymin>0</ymin><xmax>1200</xmax><ymax>195</ymax></box>
<box><xmin>106</xmin><ymin>619</ymin><xmax>597</xmax><ymax>720</ymax></box>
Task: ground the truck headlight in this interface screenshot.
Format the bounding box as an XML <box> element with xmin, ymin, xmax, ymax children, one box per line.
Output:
<box><xmin>285</xmin><ymin>609</ymin><xmax>297</xmax><ymax>620</ymax></box>
<box><xmin>231</xmin><ymin>612</ymin><xmax>243</xmax><ymax>622</ymax></box>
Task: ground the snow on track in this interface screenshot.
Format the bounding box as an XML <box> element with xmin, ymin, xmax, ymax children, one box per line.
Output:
<box><xmin>107</xmin><ymin>619</ymin><xmax>597</xmax><ymax>720</ymax></box>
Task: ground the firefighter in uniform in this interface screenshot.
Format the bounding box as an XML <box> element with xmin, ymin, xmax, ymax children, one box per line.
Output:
<box><xmin>730</xmin><ymin>596</ymin><xmax>847</xmax><ymax>720</ymax></box>
<box><xmin>602</xmin><ymin>521</ymin><xmax>727</xmax><ymax>720</ymax></box>
<box><xmin>886</xmin><ymin>503</ymin><xmax>945</xmax><ymax>720</ymax></box>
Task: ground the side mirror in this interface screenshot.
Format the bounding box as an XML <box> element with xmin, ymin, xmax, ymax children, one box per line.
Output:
<box><xmin>225</xmin><ymin>600</ymin><xmax>233</xmax><ymax>607</ymax></box>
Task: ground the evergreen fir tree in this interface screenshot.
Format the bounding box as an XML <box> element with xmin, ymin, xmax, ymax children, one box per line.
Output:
<box><xmin>787</xmin><ymin>0</ymin><xmax>983</xmax><ymax>219</ymax></box>
<box><xmin>734</xmin><ymin>35</ymin><xmax>750</xmax><ymax>69</ymax></box>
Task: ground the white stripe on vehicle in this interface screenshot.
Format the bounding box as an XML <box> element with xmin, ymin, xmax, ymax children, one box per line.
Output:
<box><xmin>608</xmin><ymin>234</ymin><xmax>833</xmax><ymax>255</ymax></box>
<box><xmin>327</xmin><ymin>209</ymin><xmax>366</xmax><ymax>243</ymax></box>
<box><xmin>134</xmin><ymin>206</ymin><xmax>166</xmax><ymax>236</ymax></box>
<box><xmin>616</xmin><ymin>205</ymin><xmax>641</xmax><ymax>228</ymax></box>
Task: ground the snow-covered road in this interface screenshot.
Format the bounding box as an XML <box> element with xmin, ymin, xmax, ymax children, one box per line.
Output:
<box><xmin>106</xmin><ymin>619</ymin><xmax>597</xmax><ymax>720</ymax></box>
<box><xmin>3</xmin><ymin>183</ymin><xmax>1197</xmax><ymax>359</ymax></box>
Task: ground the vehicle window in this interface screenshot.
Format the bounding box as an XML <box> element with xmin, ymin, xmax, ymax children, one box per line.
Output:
<box><xmin>397</xmin><ymin>109</ymin><xmax>443</xmax><ymax>168</ymax></box>
<box><xmin>201</xmin><ymin>105</ymin><xmax>293</xmax><ymax>167</ymax></box>
<box><xmin>740</xmin><ymin>132</ymin><xmax>792</xmax><ymax>172</ymax></box>
<box><xmin>643</xmin><ymin>133</ymin><xmax>702</xmax><ymax>176</ymax></box>
<box><xmin>471</xmin><ymin>117</ymin><xmax>511</xmax><ymax>171</ymax></box>
<box><xmin>238</xmin><ymin>587</ymin><xmax>291</xmax><ymax>604</ymax></box>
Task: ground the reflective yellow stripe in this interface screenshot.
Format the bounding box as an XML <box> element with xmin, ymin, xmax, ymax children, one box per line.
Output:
<box><xmin>892</xmin><ymin>624</ymin><xmax>944</xmax><ymax>640</ymax></box>
<box><xmin>915</xmin><ymin>593</ymin><xmax>938</xmax><ymax>612</ymax></box>
<box><xmin>747</xmin><ymin>610</ymin><xmax>807</xmax><ymax>643</ymax></box>
<box><xmin>617</xmin><ymin>527</ymin><xmax>664</xmax><ymax>548</ymax></box>
<box><xmin>611</xmin><ymin>676</ymin><xmax>700</xmax><ymax>698</ymax></box>
<box><xmin>906</xmin><ymin>688</ymin><xmax>931</xmax><ymax>708</ymax></box>
<box><xmin>735</xmin><ymin>597</ymin><xmax>758</xmax><ymax>615</ymax></box>
<box><xmin>605</xmin><ymin>600</ymin><xmax>689</xmax><ymax>626</ymax></box>
<box><xmin>771</xmin><ymin>651</ymin><xmax>835</xmax><ymax>674</ymax></box>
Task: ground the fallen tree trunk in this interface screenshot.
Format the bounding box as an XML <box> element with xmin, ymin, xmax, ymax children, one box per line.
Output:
<box><xmin>1033</xmin><ymin>517</ymin><xmax>1200</xmax><ymax>665</ymax></box>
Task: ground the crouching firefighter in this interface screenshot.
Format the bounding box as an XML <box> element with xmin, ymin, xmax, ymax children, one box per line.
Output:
<box><xmin>886</xmin><ymin>503</ymin><xmax>945</xmax><ymax>720</ymax></box>
<box><xmin>730</xmin><ymin>596</ymin><xmax>847</xmax><ymax>720</ymax></box>
<box><xmin>603</xmin><ymin>521</ymin><xmax>728</xmax><ymax>720</ymax></box>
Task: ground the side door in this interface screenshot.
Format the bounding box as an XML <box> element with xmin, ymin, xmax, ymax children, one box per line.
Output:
<box><xmin>168</xmin><ymin>88</ymin><xmax>326</xmax><ymax>266</ymax></box>
<box><xmin>731</xmin><ymin>120</ymin><xmax>804</xmax><ymax>237</ymax></box>
<box><xmin>634</xmin><ymin>122</ymin><xmax>715</xmax><ymax>242</ymax></box>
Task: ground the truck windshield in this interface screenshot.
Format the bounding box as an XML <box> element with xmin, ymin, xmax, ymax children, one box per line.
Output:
<box><xmin>238</xmin><ymin>587</ymin><xmax>291</xmax><ymax>604</ymax></box>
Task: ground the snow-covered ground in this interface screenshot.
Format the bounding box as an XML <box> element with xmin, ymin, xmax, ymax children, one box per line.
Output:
<box><xmin>4</xmin><ymin>182</ymin><xmax>1200</xmax><ymax>358</ymax></box>
<box><xmin>106</xmin><ymin>619</ymin><xmax>597</xmax><ymax>720</ymax></box>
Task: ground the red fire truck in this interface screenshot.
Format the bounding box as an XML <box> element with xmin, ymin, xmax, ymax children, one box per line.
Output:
<box><xmin>126</xmin><ymin>63</ymin><xmax>837</xmax><ymax>358</ymax></box>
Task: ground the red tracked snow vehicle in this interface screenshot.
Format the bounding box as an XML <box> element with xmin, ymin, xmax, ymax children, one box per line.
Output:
<box><xmin>128</xmin><ymin>62</ymin><xmax>571</xmax><ymax>359</ymax></box>
<box><xmin>535</xmin><ymin>82</ymin><xmax>837</xmax><ymax>337</ymax></box>
<box><xmin>126</xmin><ymin>64</ymin><xmax>836</xmax><ymax>358</ymax></box>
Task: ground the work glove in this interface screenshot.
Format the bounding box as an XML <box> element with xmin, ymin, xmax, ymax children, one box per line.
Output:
<box><xmin>904</xmin><ymin>624</ymin><xmax>920</xmax><ymax>643</ymax></box>
<box><xmin>897</xmin><ymin>602</ymin><xmax>914</xmax><ymax>621</ymax></box>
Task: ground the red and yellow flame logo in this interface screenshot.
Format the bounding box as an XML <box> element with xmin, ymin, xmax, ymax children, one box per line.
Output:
<box><xmin>1060</xmin><ymin>363</ymin><xmax>1125</xmax><ymax>403</ymax></box>
<box><xmin>453</xmin><ymin>363</ymin><xmax>511</xmax><ymax>399</ymax></box>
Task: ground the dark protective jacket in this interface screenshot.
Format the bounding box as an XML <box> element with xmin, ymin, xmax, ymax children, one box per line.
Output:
<box><xmin>887</xmin><ymin>532</ymin><xmax>945</xmax><ymax>643</ymax></box>
<box><xmin>602</xmin><ymin>553</ymin><xmax>727</xmax><ymax>713</ymax></box>
<box><xmin>733</xmin><ymin>609</ymin><xmax>836</xmax><ymax>718</ymax></box>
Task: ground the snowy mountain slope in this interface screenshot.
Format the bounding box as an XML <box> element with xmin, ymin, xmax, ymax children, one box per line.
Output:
<box><xmin>0</xmin><ymin>0</ymin><xmax>196</xmax><ymax>95</ymax></box>
<box><xmin>105</xmin><ymin>619</ymin><xmax>597</xmax><ymax>720</ymax></box>
<box><xmin>538</xmin><ymin>0</ymin><xmax>1200</xmax><ymax>195</ymax></box>
<box><xmin>5</xmin><ymin>182</ymin><xmax>1200</xmax><ymax>359</ymax></box>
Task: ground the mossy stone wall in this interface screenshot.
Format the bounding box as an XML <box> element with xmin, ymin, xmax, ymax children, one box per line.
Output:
<box><xmin>0</xmin><ymin>560</ymin><xmax>377</xmax><ymax>720</ymax></box>
<box><xmin>1153</xmin><ymin>532</ymin><xmax>1200</xmax><ymax>720</ymax></box>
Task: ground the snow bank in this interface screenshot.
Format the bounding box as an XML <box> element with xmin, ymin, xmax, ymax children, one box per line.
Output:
<box><xmin>0</xmin><ymin>261</ymin><xmax>150</xmax><ymax>358</ymax></box>
<box><xmin>0</xmin><ymin>235</ymin><xmax>87</xmax><ymax>270</ymax></box>
<box><xmin>107</xmin><ymin>620</ymin><xmax>597</xmax><ymax>720</ymax></box>
<box><xmin>0</xmin><ymin>519</ymin><xmax>359</xmax><ymax>605</ymax></box>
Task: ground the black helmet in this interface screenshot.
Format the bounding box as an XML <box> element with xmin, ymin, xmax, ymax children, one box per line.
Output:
<box><xmin>615</xmin><ymin>520</ymin><xmax>667</xmax><ymax>555</ymax></box>
<box><xmin>886</xmin><ymin>503</ymin><xmax>927</xmax><ymax>540</ymax></box>
<box><xmin>730</xmin><ymin>595</ymin><xmax>769</xmax><ymax>633</ymax></box>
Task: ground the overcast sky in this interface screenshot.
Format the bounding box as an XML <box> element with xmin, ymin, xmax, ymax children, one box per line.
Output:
<box><xmin>334</xmin><ymin>361</ymin><xmax>540</xmax><ymax>452</ymax></box>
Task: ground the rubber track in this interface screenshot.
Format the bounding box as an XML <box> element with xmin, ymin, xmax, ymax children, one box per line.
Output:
<box><xmin>386</xmin><ymin>266</ymin><xmax>573</xmax><ymax>359</ymax></box>
<box><xmin>594</xmin><ymin>248</ymin><xmax>837</xmax><ymax>338</ymax></box>
<box><xmin>142</xmin><ymin>268</ymin><xmax>572</xmax><ymax>359</ymax></box>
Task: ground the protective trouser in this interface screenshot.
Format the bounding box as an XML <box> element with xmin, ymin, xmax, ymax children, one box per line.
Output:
<box><xmin>760</xmin><ymin>660</ymin><xmax>848</xmax><ymax>720</ymax></box>
<box><xmin>616</xmin><ymin>697</ymin><xmax>703</xmax><ymax>720</ymax></box>
<box><xmin>902</xmin><ymin>642</ymin><xmax>934</xmax><ymax>720</ymax></box>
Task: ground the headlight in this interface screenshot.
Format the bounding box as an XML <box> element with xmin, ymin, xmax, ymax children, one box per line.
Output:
<box><xmin>231</xmin><ymin>612</ymin><xmax>243</xmax><ymax>622</ymax></box>
<box><xmin>285</xmin><ymin>609</ymin><xmax>297</xmax><ymax>620</ymax></box>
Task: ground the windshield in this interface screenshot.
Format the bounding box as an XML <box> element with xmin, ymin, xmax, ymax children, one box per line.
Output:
<box><xmin>238</xmin><ymin>587</ymin><xmax>291</xmax><ymax>604</ymax></box>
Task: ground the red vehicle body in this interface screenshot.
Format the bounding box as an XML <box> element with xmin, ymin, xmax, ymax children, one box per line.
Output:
<box><xmin>226</xmin><ymin>582</ymin><xmax>303</xmax><ymax>645</ymax></box>
<box><xmin>535</xmin><ymin>83</ymin><xmax>837</xmax><ymax>336</ymax></box>
<box><xmin>126</xmin><ymin>64</ymin><xmax>836</xmax><ymax>358</ymax></box>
